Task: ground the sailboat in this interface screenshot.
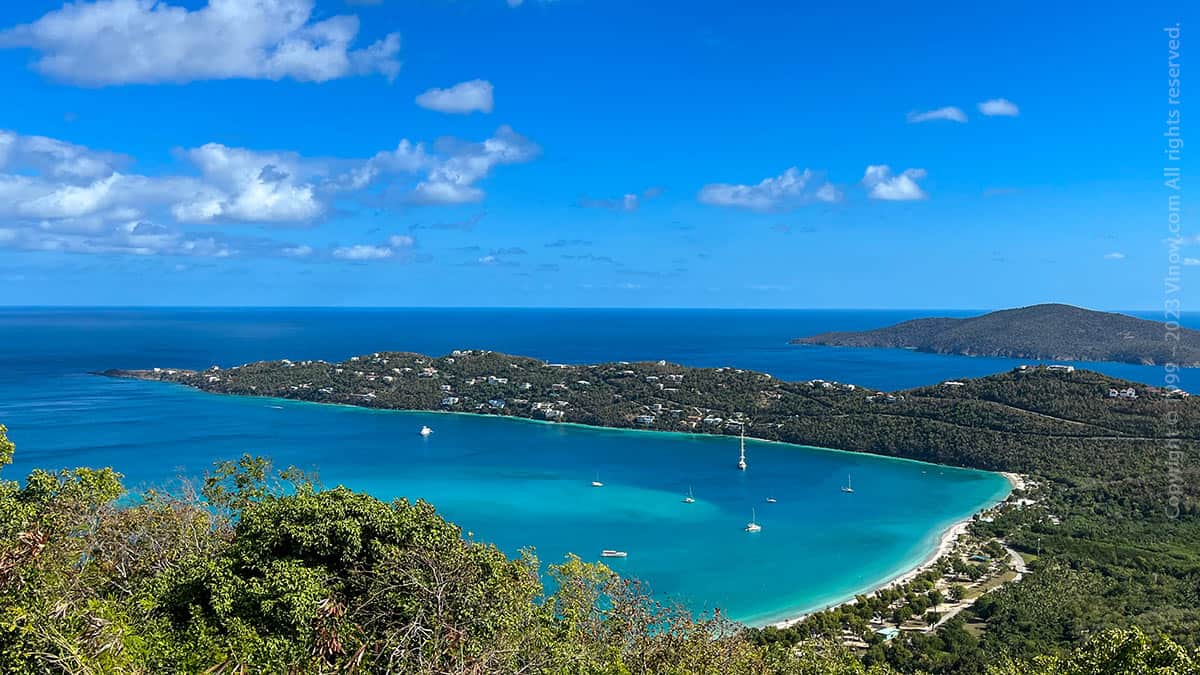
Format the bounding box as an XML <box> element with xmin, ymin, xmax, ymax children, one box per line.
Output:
<box><xmin>591</xmin><ymin>472</ymin><xmax>604</xmax><ymax>488</ymax></box>
<box><xmin>841</xmin><ymin>474</ymin><xmax>854</xmax><ymax>493</ymax></box>
<box><xmin>745</xmin><ymin>508</ymin><xmax>762</xmax><ymax>532</ymax></box>
<box><xmin>737</xmin><ymin>428</ymin><xmax>747</xmax><ymax>471</ymax></box>
<box><xmin>419</xmin><ymin>425</ymin><xmax>433</xmax><ymax>437</ymax></box>
<box><xmin>683</xmin><ymin>486</ymin><xmax>696</xmax><ymax>503</ymax></box>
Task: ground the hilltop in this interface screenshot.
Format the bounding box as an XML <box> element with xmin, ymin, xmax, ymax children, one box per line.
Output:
<box><xmin>790</xmin><ymin>304</ymin><xmax>1200</xmax><ymax>366</ymax></box>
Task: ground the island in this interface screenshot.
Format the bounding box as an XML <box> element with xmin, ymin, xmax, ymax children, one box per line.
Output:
<box><xmin>790</xmin><ymin>303</ymin><xmax>1200</xmax><ymax>366</ymax></box>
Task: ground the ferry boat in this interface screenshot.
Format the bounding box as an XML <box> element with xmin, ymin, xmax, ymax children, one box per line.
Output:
<box><xmin>683</xmin><ymin>486</ymin><xmax>696</xmax><ymax>503</ymax></box>
<box><xmin>600</xmin><ymin>550</ymin><xmax>628</xmax><ymax>558</ymax></box>
<box><xmin>419</xmin><ymin>425</ymin><xmax>433</xmax><ymax>437</ymax></box>
<box><xmin>841</xmin><ymin>475</ymin><xmax>854</xmax><ymax>493</ymax></box>
<box><xmin>745</xmin><ymin>508</ymin><xmax>762</xmax><ymax>533</ymax></box>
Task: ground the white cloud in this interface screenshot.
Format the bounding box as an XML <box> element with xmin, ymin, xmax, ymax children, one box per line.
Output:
<box><xmin>0</xmin><ymin>219</ymin><xmax>236</xmax><ymax>257</ymax></box>
<box><xmin>172</xmin><ymin>144</ymin><xmax>324</xmax><ymax>223</ymax></box>
<box><xmin>1184</xmin><ymin>257</ymin><xmax>1200</xmax><ymax>266</ymax></box>
<box><xmin>0</xmin><ymin>130</ymin><xmax>128</xmax><ymax>178</ymax></box>
<box><xmin>331</xmin><ymin>234</ymin><xmax>413</xmax><ymax>261</ymax></box>
<box><xmin>0</xmin><ymin>0</ymin><xmax>401</xmax><ymax>86</ymax></box>
<box><xmin>333</xmin><ymin>244</ymin><xmax>394</xmax><ymax>260</ymax></box>
<box><xmin>1104</xmin><ymin>252</ymin><xmax>1126</xmax><ymax>260</ymax></box>
<box><xmin>416</xmin><ymin>79</ymin><xmax>494</xmax><ymax>114</ymax></box>
<box><xmin>906</xmin><ymin>106</ymin><xmax>967</xmax><ymax>124</ymax></box>
<box><xmin>698</xmin><ymin>167</ymin><xmax>840</xmax><ymax>211</ymax></box>
<box><xmin>977</xmin><ymin>98</ymin><xmax>1020</xmax><ymax>117</ymax></box>
<box><xmin>0</xmin><ymin>128</ymin><xmax>535</xmax><ymax>260</ymax></box>
<box><xmin>861</xmin><ymin>165</ymin><xmax>928</xmax><ymax>201</ymax></box>
<box><xmin>409</xmin><ymin>125</ymin><xmax>539</xmax><ymax>204</ymax></box>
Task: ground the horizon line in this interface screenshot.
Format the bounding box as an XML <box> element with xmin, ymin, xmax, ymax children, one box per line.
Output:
<box><xmin>0</xmin><ymin>304</ymin><xmax>1169</xmax><ymax>313</ymax></box>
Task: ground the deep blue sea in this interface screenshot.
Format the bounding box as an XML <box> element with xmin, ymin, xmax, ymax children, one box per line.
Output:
<box><xmin>0</xmin><ymin>307</ymin><xmax>1190</xmax><ymax>624</ymax></box>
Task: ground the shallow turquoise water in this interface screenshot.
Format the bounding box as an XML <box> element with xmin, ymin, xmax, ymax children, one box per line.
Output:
<box><xmin>5</xmin><ymin>374</ymin><xmax>1010</xmax><ymax>625</ymax></box>
<box><xmin>3</xmin><ymin>307</ymin><xmax>1102</xmax><ymax>624</ymax></box>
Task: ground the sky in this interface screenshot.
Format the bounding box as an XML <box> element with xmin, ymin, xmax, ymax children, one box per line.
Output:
<box><xmin>0</xmin><ymin>0</ymin><xmax>1191</xmax><ymax>309</ymax></box>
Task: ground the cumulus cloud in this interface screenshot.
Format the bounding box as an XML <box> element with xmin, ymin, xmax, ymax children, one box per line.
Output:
<box><xmin>0</xmin><ymin>0</ymin><xmax>402</xmax><ymax>86</ymax></box>
<box><xmin>409</xmin><ymin>125</ymin><xmax>539</xmax><ymax>204</ymax></box>
<box><xmin>416</xmin><ymin>79</ymin><xmax>494</xmax><ymax>114</ymax></box>
<box><xmin>906</xmin><ymin>106</ymin><xmax>967</xmax><ymax>123</ymax></box>
<box><xmin>1103</xmin><ymin>252</ymin><xmax>1126</xmax><ymax>260</ymax></box>
<box><xmin>0</xmin><ymin>127</ymin><xmax>535</xmax><ymax>259</ymax></box>
<box><xmin>977</xmin><ymin>98</ymin><xmax>1020</xmax><ymax>117</ymax></box>
<box><xmin>698</xmin><ymin>167</ymin><xmax>840</xmax><ymax>211</ymax></box>
<box><xmin>0</xmin><ymin>130</ymin><xmax>128</xmax><ymax>178</ymax></box>
<box><xmin>172</xmin><ymin>144</ymin><xmax>326</xmax><ymax>223</ymax></box>
<box><xmin>861</xmin><ymin>165</ymin><xmax>928</xmax><ymax>201</ymax></box>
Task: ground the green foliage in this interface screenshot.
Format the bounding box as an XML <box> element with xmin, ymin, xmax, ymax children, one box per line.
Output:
<box><xmin>987</xmin><ymin>626</ymin><xmax>1198</xmax><ymax>674</ymax></box>
<box><xmin>1</xmin><ymin>432</ymin><xmax>917</xmax><ymax>673</ymax></box>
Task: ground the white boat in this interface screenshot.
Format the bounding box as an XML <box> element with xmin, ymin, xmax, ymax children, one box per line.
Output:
<box><xmin>737</xmin><ymin>428</ymin><xmax>747</xmax><ymax>471</ymax></box>
<box><xmin>683</xmin><ymin>486</ymin><xmax>696</xmax><ymax>504</ymax></box>
<box><xmin>766</xmin><ymin>497</ymin><xmax>777</xmax><ymax>503</ymax></box>
<box><xmin>841</xmin><ymin>474</ymin><xmax>854</xmax><ymax>493</ymax></box>
<box><xmin>745</xmin><ymin>508</ymin><xmax>762</xmax><ymax>533</ymax></box>
<box><xmin>601</xmin><ymin>550</ymin><xmax>628</xmax><ymax>558</ymax></box>
<box><xmin>419</xmin><ymin>425</ymin><xmax>433</xmax><ymax>437</ymax></box>
<box><xmin>591</xmin><ymin>472</ymin><xmax>604</xmax><ymax>488</ymax></box>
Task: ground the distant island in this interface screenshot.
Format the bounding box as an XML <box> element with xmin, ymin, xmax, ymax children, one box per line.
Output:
<box><xmin>790</xmin><ymin>303</ymin><xmax>1200</xmax><ymax>366</ymax></box>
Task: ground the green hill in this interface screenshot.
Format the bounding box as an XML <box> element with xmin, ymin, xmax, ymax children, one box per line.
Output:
<box><xmin>791</xmin><ymin>304</ymin><xmax>1200</xmax><ymax>366</ymax></box>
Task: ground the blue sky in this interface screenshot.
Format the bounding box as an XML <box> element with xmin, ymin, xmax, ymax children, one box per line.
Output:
<box><xmin>0</xmin><ymin>0</ymin><xmax>1190</xmax><ymax>309</ymax></box>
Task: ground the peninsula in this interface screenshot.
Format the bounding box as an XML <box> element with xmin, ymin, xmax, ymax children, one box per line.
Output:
<box><xmin>791</xmin><ymin>303</ymin><xmax>1200</xmax><ymax>366</ymax></box>
<box><xmin>103</xmin><ymin>349</ymin><xmax>1197</xmax><ymax>483</ymax></box>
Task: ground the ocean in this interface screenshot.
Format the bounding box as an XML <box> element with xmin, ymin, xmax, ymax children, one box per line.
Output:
<box><xmin>0</xmin><ymin>307</ymin><xmax>1186</xmax><ymax>624</ymax></box>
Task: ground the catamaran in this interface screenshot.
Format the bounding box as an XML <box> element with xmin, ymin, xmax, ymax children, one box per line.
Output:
<box><xmin>745</xmin><ymin>508</ymin><xmax>762</xmax><ymax>532</ymax></box>
<box><xmin>683</xmin><ymin>486</ymin><xmax>695</xmax><ymax>503</ymax></box>
<box><xmin>737</xmin><ymin>428</ymin><xmax>747</xmax><ymax>471</ymax></box>
<box><xmin>841</xmin><ymin>474</ymin><xmax>854</xmax><ymax>493</ymax></box>
<box><xmin>419</xmin><ymin>425</ymin><xmax>433</xmax><ymax>437</ymax></box>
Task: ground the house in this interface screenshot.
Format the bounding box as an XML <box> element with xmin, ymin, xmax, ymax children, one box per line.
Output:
<box><xmin>440</xmin><ymin>384</ymin><xmax>452</xmax><ymax>392</ymax></box>
<box><xmin>635</xmin><ymin>414</ymin><xmax>655</xmax><ymax>426</ymax></box>
<box><xmin>488</xmin><ymin>399</ymin><xmax>506</xmax><ymax>409</ymax></box>
<box><xmin>539</xmin><ymin>408</ymin><xmax>565</xmax><ymax>420</ymax></box>
<box><xmin>441</xmin><ymin>396</ymin><xmax>460</xmax><ymax>406</ymax></box>
<box><xmin>1046</xmin><ymin>364</ymin><xmax>1075</xmax><ymax>373</ymax></box>
<box><xmin>943</xmin><ymin>381</ymin><xmax>965</xmax><ymax>387</ymax></box>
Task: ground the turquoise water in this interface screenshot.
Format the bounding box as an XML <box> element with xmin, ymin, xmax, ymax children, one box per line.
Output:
<box><xmin>5</xmin><ymin>306</ymin><xmax>1165</xmax><ymax>624</ymax></box>
<box><xmin>5</xmin><ymin>374</ymin><xmax>1009</xmax><ymax>625</ymax></box>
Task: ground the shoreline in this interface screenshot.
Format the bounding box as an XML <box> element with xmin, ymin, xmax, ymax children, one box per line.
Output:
<box><xmin>147</xmin><ymin>378</ymin><xmax>1009</xmax><ymax>482</ymax></box>
<box><xmin>764</xmin><ymin>473</ymin><xmax>1020</xmax><ymax>629</ymax></box>
<box><xmin>122</xmin><ymin>377</ymin><xmax>1020</xmax><ymax>629</ymax></box>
